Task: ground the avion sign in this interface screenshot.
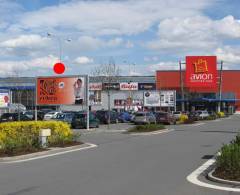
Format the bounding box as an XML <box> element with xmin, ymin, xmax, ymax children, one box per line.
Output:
<box><xmin>185</xmin><ymin>56</ymin><xmax>217</xmax><ymax>89</ymax></box>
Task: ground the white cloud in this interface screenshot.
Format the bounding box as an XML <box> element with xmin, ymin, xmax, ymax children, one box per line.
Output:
<box><xmin>0</xmin><ymin>34</ymin><xmax>48</xmax><ymax>48</ymax></box>
<box><xmin>144</xmin><ymin>56</ymin><xmax>159</xmax><ymax>62</ymax></box>
<box><xmin>0</xmin><ymin>55</ymin><xmax>58</xmax><ymax>76</ymax></box>
<box><xmin>15</xmin><ymin>0</ymin><xmax>214</xmax><ymax>36</ymax></box>
<box><xmin>126</xmin><ymin>41</ymin><xmax>134</xmax><ymax>48</ymax></box>
<box><xmin>147</xmin><ymin>15</ymin><xmax>240</xmax><ymax>53</ymax></box>
<box><xmin>74</xmin><ymin>56</ymin><xmax>93</xmax><ymax>64</ymax></box>
<box><xmin>215</xmin><ymin>47</ymin><xmax>240</xmax><ymax>68</ymax></box>
<box><xmin>148</xmin><ymin>61</ymin><xmax>180</xmax><ymax>72</ymax></box>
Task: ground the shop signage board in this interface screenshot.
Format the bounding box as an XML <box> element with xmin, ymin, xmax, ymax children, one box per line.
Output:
<box><xmin>138</xmin><ymin>83</ymin><xmax>156</xmax><ymax>90</ymax></box>
<box><xmin>36</xmin><ymin>76</ymin><xmax>86</xmax><ymax>105</ymax></box>
<box><xmin>89</xmin><ymin>83</ymin><xmax>102</xmax><ymax>91</ymax></box>
<box><xmin>185</xmin><ymin>56</ymin><xmax>217</xmax><ymax>89</ymax></box>
<box><xmin>0</xmin><ymin>92</ymin><xmax>10</xmax><ymax>108</ymax></box>
<box><xmin>120</xmin><ymin>82</ymin><xmax>138</xmax><ymax>90</ymax></box>
<box><xmin>144</xmin><ymin>90</ymin><xmax>176</xmax><ymax>107</ymax></box>
<box><xmin>102</xmin><ymin>83</ymin><xmax>120</xmax><ymax>90</ymax></box>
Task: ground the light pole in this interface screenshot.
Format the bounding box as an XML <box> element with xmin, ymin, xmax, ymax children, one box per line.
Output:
<box><xmin>47</xmin><ymin>32</ymin><xmax>71</xmax><ymax>62</ymax></box>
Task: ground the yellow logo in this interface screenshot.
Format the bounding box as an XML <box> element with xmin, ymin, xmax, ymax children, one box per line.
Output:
<box><xmin>193</xmin><ymin>59</ymin><xmax>208</xmax><ymax>73</ymax></box>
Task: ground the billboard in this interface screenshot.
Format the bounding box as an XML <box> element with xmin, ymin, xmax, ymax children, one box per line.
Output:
<box><xmin>138</xmin><ymin>83</ymin><xmax>156</xmax><ymax>90</ymax></box>
<box><xmin>120</xmin><ymin>82</ymin><xmax>138</xmax><ymax>90</ymax></box>
<box><xmin>144</xmin><ymin>90</ymin><xmax>176</xmax><ymax>107</ymax></box>
<box><xmin>185</xmin><ymin>56</ymin><xmax>217</xmax><ymax>89</ymax></box>
<box><xmin>0</xmin><ymin>92</ymin><xmax>10</xmax><ymax>108</ymax></box>
<box><xmin>37</xmin><ymin>76</ymin><xmax>86</xmax><ymax>105</ymax></box>
<box><xmin>102</xmin><ymin>83</ymin><xmax>120</xmax><ymax>90</ymax></box>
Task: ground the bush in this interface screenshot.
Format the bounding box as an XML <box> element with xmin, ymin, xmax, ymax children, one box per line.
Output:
<box><xmin>216</xmin><ymin>143</ymin><xmax>240</xmax><ymax>179</ymax></box>
<box><xmin>217</xmin><ymin>111</ymin><xmax>225</xmax><ymax>118</ymax></box>
<box><xmin>128</xmin><ymin>124</ymin><xmax>165</xmax><ymax>133</ymax></box>
<box><xmin>0</xmin><ymin>121</ymin><xmax>75</xmax><ymax>155</ymax></box>
<box><xmin>183</xmin><ymin>118</ymin><xmax>195</xmax><ymax>124</ymax></box>
<box><xmin>206</xmin><ymin>115</ymin><xmax>217</xmax><ymax>120</ymax></box>
<box><xmin>179</xmin><ymin>114</ymin><xmax>188</xmax><ymax>124</ymax></box>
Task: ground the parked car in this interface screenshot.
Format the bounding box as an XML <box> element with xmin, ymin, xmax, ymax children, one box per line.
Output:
<box><xmin>172</xmin><ymin>111</ymin><xmax>182</xmax><ymax>120</ymax></box>
<box><xmin>118</xmin><ymin>112</ymin><xmax>132</xmax><ymax>123</ymax></box>
<box><xmin>188</xmin><ymin>111</ymin><xmax>201</xmax><ymax>121</ymax></box>
<box><xmin>196</xmin><ymin>110</ymin><xmax>209</xmax><ymax>119</ymax></box>
<box><xmin>0</xmin><ymin>113</ymin><xmax>31</xmax><ymax>122</ymax></box>
<box><xmin>43</xmin><ymin>111</ymin><xmax>60</xmax><ymax>121</ymax></box>
<box><xmin>71</xmin><ymin>112</ymin><xmax>99</xmax><ymax>129</ymax></box>
<box><xmin>96</xmin><ymin>110</ymin><xmax>119</xmax><ymax>124</ymax></box>
<box><xmin>155</xmin><ymin>111</ymin><xmax>176</xmax><ymax>125</ymax></box>
<box><xmin>54</xmin><ymin>112</ymin><xmax>75</xmax><ymax>124</ymax></box>
<box><xmin>134</xmin><ymin>112</ymin><xmax>156</xmax><ymax>125</ymax></box>
<box><xmin>23</xmin><ymin>110</ymin><xmax>44</xmax><ymax>120</ymax></box>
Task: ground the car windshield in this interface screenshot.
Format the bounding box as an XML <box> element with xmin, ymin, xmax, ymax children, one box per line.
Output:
<box><xmin>173</xmin><ymin>112</ymin><xmax>181</xmax><ymax>114</ymax></box>
<box><xmin>156</xmin><ymin>112</ymin><xmax>167</xmax><ymax>117</ymax></box>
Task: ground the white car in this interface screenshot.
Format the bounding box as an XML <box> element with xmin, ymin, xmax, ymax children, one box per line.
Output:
<box><xmin>43</xmin><ymin>111</ymin><xmax>60</xmax><ymax>121</ymax></box>
<box><xmin>173</xmin><ymin>111</ymin><xmax>182</xmax><ymax>120</ymax></box>
<box><xmin>196</xmin><ymin>110</ymin><xmax>209</xmax><ymax>119</ymax></box>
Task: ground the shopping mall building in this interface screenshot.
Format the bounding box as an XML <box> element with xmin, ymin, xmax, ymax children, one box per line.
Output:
<box><xmin>0</xmin><ymin>69</ymin><xmax>239</xmax><ymax>113</ymax></box>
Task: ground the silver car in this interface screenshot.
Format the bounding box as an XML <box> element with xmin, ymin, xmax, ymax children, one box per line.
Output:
<box><xmin>134</xmin><ymin>112</ymin><xmax>156</xmax><ymax>125</ymax></box>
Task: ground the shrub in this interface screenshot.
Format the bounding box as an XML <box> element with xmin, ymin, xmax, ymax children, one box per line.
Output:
<box><xmin>216</xmin><ymin>143</ymin><xmax>240</xmax><ymax>178</ymax></box>
<box><xmin>179</xmin><ymin>114</ymin><xmax>188</xmax><ymax>124</ymax></box>
<box><xmin>128</xmin><ymin>124</ymin><xmax>165</xmax><ymax>133</ymax></box>
<box><xmin>0</xmin><ymin>121</ymin><xmax>75</xmax><ymax>155</ymax></box>
<box><xmin>183</xmin><ymin>118</ymin><xmax>195</xmax><ymax>124</ymax></box>
<box><xmin>217</xmin><ymin>111</ymin><xmax>225</xmax><ymax>118</ymax></box>
<box><xmin>206</xmin><ymin>115</ymin><xmax>216</xmax><ymax>120</ymax></box>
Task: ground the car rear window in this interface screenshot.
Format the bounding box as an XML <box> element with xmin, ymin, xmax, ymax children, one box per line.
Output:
<box><xmin>135</xmin><ymin>113</ymin><xmax>145</xmax><ymax>117</ymax></box>
<box><xmin>173</xmin><ymin>112</ymin><xmax>181</xmax><ymax>114</ymax></box>
<box><xmin>156</xmin><ymin>113</ymin><xmax>167</xmax><ymax>117</ymax></box>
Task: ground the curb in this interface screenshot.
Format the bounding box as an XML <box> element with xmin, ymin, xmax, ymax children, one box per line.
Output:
<box><xmin>208</xmin><ymin>168</ymin><xmax>240</xmax><ymax>186</ymax></box>
<box><xmin>0</xmin><ymin>142</ymin><xmax>97</xmax><ymax>163</ymax></box>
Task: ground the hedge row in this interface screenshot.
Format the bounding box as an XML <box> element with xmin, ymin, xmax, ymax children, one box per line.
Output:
<box><xmin>0</xmin><ymin>121</ymin><xmax>74</xmax><ymax>155</ymax></box>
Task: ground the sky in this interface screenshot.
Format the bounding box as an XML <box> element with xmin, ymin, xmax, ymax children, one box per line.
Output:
<box><xmin>0</xmin><ymin>0</ymin><xmax>240</xmax><ymax>77</ymax></box>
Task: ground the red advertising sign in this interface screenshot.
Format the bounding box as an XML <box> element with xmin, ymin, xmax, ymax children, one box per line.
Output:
<box><xmin>89</xmin><ymin>83</ymin><xmax>102</xmax><ymax>91</ymax></box>
<box><xmin>185</xmin><ymin>56</ymin><xmax>217</xmax><ymax>89</ymax></box>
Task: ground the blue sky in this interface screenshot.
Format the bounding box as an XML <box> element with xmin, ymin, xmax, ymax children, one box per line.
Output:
<box><xmin>0</xmin><ymin>0</ymin><xmax>240</xmax><ymax>77</ymax></box>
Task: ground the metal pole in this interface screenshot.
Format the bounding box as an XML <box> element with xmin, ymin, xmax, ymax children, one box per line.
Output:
<box><xmin>86</xmin><ymin>75</ymin><xmax>90</xmax><ymax>130</ymax></box>
<box><xmin>218</xmin><ymin>61</ymin><xmax>223</xmax><ymax>112</ymax></box>
<box><xmin>179</xmin><ymin>61</ymin><xmax>185</xmax><ymax>112</ymax></box>
<box><xmin>108</xmin><ymin>90</ymin><xmax>110</xmax><ymax>129</ymax></box>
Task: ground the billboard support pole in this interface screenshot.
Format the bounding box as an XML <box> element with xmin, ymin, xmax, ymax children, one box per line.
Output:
<box><xmin>35</xmin><ymin>79</ymin><xmax>38</xmax><ymax>121</ymax></box>
<box><xmin>179</xmin><ymin>61</ymin><xmax>185</xmax><ymax>112</ymax></box>
<box><xmin>86</xmin><ymin>75</ymin><xmax>90</xmax><ymax>130</ymax></box>
<box><xmin>218</xmin><ymin>61</ymin><xmax>223</xmax><ymax>112</ymax></box>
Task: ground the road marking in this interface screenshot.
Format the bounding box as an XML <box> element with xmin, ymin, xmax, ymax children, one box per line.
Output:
<box><xmin>130</xmin><ymin>129</ymin><xmax>174</xmax><ymax>136</ymax></box>
<box><xmin>187</xmin><ymin>157</ymin><xmax>240</xmax><ymax>192</ymax></box>
<box><xmin>181</xmin><ymin>123</ymin><xmax>205</xmax><ymax>127</ymax></box>
<box><xmin>1</xmin><ymin>143</ymin><xmax>97</xmax><ymax>164</ymax></box>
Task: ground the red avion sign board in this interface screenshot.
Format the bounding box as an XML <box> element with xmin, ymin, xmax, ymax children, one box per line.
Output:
<box><xmin>185</xmin><ymin>56</ymin><xmax>217</xmax><ymax>89</ymax></box>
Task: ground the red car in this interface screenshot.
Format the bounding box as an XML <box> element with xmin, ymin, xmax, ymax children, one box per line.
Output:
<box><xmin>155</xmin><ymin>111</ymin><xmax>176</xmax><ymax>125</ymax></box>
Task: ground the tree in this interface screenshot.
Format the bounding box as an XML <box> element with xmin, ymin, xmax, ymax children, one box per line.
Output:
<box><xmin>91</xmin><ymin>58</ymin><xmax>120</xmax><ymax>128</ymax></box>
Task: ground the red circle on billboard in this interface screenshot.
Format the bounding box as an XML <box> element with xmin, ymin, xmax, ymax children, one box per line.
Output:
<box><xmin>4</xmin><ymin>96</ymin><xmax>9</xmax><ymax>103</ymax></box>
<box><xmin>53</xmin><ymin>63</ymin><xmax>65</xmax><ymax>74</ymax></box>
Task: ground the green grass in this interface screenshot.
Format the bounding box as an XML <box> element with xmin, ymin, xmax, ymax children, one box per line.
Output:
<box><xmin>128</xmin><ymin>124</ymin><xmax>165</xmax><ymax>133</ymax></box>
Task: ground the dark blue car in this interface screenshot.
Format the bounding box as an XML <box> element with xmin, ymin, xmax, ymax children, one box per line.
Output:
<box><xmin>118</xmin><ymin>112</ymin><xmax>132</xmax><ymax>123</ymax></box>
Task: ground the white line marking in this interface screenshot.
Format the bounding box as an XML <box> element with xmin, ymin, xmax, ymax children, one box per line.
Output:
<box><xmin>1</xmin><ymin>143</ymin><xmax>97</xmax><ymax>164</ymax></box>
<box><xmin>130</xmin><ymin>129</ymin><xmax>174</xmax><ymax>136</ymax></box>
<box><xmin>187</xmin><ymin>157</ymin><xmax>240</xmax><ymax>192</ymax></box>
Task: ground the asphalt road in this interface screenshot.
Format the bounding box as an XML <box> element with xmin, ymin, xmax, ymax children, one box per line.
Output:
<box><xmin>0</xmin><ymin>115</ymin><xmax>240</xmax><ymax>195</ymax></box>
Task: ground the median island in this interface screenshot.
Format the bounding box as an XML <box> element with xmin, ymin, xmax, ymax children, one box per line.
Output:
<box><xmin>127</xmin><ymin>124</ymin><xmax>165</xmax><ymax>133</ymax></box>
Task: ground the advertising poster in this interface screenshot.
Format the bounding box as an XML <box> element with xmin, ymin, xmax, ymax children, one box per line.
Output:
<box><xmin>89</xmin><ymin>83</ymin><xmax>102</xmax><ymax>91</ymax></box>
<box><xmin>0</xmin><ymin>92</ymin><xmax>10</xmax><ymax>108</ymax></box>
<box><xmin>37</xmin><ymin>76</ymin><xmax>86</xmax><ymax>105</ymax></box>
<box><xmin>185</xmin><ymin>56</ymin><xmax>217</xmax><ymax>89</ymax></box>
<box><xmin>144</xmin><ymin>91</ymin><xmax>175</xmax><ymax>107</ymax></box>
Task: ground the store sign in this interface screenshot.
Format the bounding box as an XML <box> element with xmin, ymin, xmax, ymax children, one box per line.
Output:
<box><xmin>0</xmin><ymin>92</ymin><xmax>10</xmax><ymax>107</ymax></box>
<box><xmin>144</xmin><ymin>90</ymin><xmax>176</xmax><ymax>107</ymax></box>
<box><xmin>185</xmin><ymin>56</ymin><xmax>217</xmax><ymax>89</ymax></box>
<box><xmin>138</xmin><ymin>83</ymin><xmax>156</xmax><ymax>90</ymax></box>
<box><xmin>37</xmin><ymin>76</ymin><xmax>86</xmax><ymax>105</ymax></box>
<box><xmin>102</xmin><ymin>83</ymin><xmax>120</xmax><ymax>90</ymax></box>
<box><xmin>89</xmin><ymin>83</ymin><xmax>102</xmax><ymax>91</ymax></box>
<box><xmin>120</xmin><ymin>82</ymin><xmax>138</xmax><ymax>90</ymax></box>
